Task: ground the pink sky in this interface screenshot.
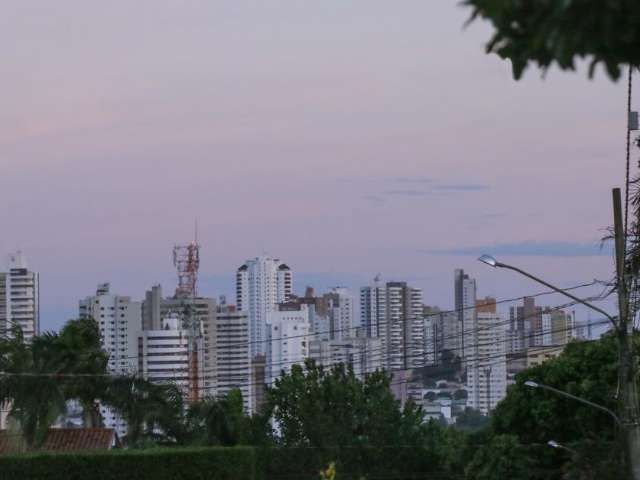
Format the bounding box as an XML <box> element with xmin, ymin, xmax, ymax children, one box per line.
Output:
<box><xmin>0</xmin><ymin>1</ymin><xmax>624</xmax><ymax>329</ymax></box>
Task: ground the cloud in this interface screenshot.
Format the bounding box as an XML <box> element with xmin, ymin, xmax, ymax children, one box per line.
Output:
<box><xmin>384</xmin><ymin>189</ymin><xmax>431</xmax><ymax>197</ymax></box>
<box><xmin>377</xmin><ymin>179</ymin><xmax>490</xmax><ymax>199</ymax></box>
<box><xmin>430</xmin><ymin>240</ymin><xmax>612</xmax><ymax>257</ymax></box>
<box><xmin>394</xmin><ymin>176</ymin><xmax>434</xmax><ymax>184</ymax></box>
<box><xmin>433</xmin><ymin>183</ymin><xmax>490</xmax><ymax>192</ymax></box>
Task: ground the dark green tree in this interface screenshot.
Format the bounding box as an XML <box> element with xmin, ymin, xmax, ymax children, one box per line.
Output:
<box><xmin>462</xmin><ymin>0</ymin><xmax>640</xmax><ymax>80</ymax></box>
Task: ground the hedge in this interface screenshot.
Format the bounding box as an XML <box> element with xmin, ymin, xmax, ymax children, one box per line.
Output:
<box><xmin>0</xmin><ymin>446</ymin><xmax>255</xmax><ymax>480</ymax></box>
<box><xmin>257</xmin><ymin>446</ymin><xmax>445</xmax><ymax>480</ymax></box>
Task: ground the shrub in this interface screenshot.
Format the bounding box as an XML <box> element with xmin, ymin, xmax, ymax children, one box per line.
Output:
<box><xmin>0</xmin><ymin>446</ymin><xmax>255</xmax><ymax>480</ymax></box>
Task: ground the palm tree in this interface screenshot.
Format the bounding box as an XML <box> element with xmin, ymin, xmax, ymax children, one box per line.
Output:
<box><xmin>57</xmin><ymin>318</ymin><xmax>109</xmax><ymax>428</ymax></box>
<box><xmin>0</xmin><ymin>327</ymin><xmax>68</xmax><ymax>448</ymax></box>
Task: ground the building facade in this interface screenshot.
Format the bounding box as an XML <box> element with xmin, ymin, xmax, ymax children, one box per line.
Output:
<box><xmin>267</xmin><ymin>303</ymin><xmax>310</xmax><ymax>382</ymax></box>
<box><xmin>79</xmin><ymin>283</ymin><xmax>142</xmax><ymax>437</ymax></box>
<box><xmin>215</xmin><ymin>303</ymin><xmax>252</xmax><ymax>412</ymax></box>
<box><xmin>0</xmin><ymin>251</ymin><xmax>39</xmax><ymax>342</ymax></box>
<box><xmin>466</xmin><ymin>302</ymin><xmax>507</xmax><ymax>415</ymax></box>
<box><xmin>236</xmin><ymin>256</ymin><xmax>292</xmax><ymax>358</ymax></box>
<box><xmin>360</xmin><ymin>279</ymin><xmax>424</xmax><ymax>371</ymax></box>
<box><xmin>309</xmin><ymin>329</ymin><xmax>383</xmax><ymax>379</ymax></box>
<box><xmin>454</xmin><ymin>269</ymin><xmax>476</xmax><ymax>363</ymax></box>
<box><xmin>141</xmin><ymin>285</ymin><xmax>217</xmax><ymax>397</ymax></box>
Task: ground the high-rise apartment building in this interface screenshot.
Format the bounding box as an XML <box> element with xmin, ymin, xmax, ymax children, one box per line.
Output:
<box><xmin>466</xmin><ymin>298</ymin><xmax>507</xmax><ymax>415</ymax></box>
<box><xmin>141</xmin><ymin>285</ymin><xmax>217</xmax><ymax>397</ymax></box>
<box><xmin>454</xmin><ymin>269</ymin><xmax>476</xmax><ymax>362</ymax></box>
<box><xmin>0</xmin><ymin>251</ymin><xmax>39</xmax><ymax>342</ymax></box>
<box><xmin>360</xmin><ymin>279</ymin><xmax>424</xmax><ymax>371</ymax></box>
<box><xmin>138</xmin><ymin>315</ymin><xmax>190</xmax><ymax>394</ymax></box>
<box><xmin>79</xmin><ymin>283</ymin><xmax>142</xmax><ymax>437</ymax></box>
<box><xmin>541</xmin><ymin>309</ymin><xmax>575</xmax><ymax>346</ymax></box>
<box><xmin>236</xmin><ymin>256</ymin><xmax>292</xmax><ymax>358</ymax></box>
<box><xmin>215</xmin><ymin>303</ymin><xmax>252</xmax><ymax>412</ymax></box>
<box><xmin>267</xmin><ymin>302</ymin><xmax>310</xmax><ymax>382</ymax></box>
<box><xmin>309</xmin><ymin>329</ymin><xmax>383</xmax><ymax>379</ymax></box>
<box><xmin>508</xmin><ymin>297</ymin><xmax>543</xmax><ymax>352</ymax></box>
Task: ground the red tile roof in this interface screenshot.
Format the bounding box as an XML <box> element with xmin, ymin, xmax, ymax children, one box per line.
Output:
<box><xmin>0</xmin><ymin>428</ymin><xmax>115</xmax><ymax>454</ymax></box>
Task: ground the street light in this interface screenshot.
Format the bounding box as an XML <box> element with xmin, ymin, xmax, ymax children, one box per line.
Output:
<box><xmin>524</xmin><ymin>379</ymin><xmax>622</xmax><ymax>427</ymax></box>
<box><xmin>477</xmin><ymin>254</ymin><xmax>618</xmax><ymax>330</ymax></box>
<box><xmin>548</xmin><ymin>440</ymin><xmax>577</xmax><ymax>455</ymax></box>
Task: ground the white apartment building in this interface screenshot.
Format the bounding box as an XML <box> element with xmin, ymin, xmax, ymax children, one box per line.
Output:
<box><xmin>215</xmin><ymin>304</ymin><xmax>252</xmax><ymax>412</ymax></box>
<box><xmin>138</xmin><ymin>316</ymin><xmax>190</xmax><ymax>394</ymax></box>
<box><xmin>236</xmin><ymin>256</ymin><xmax>292</xmax><ymax>358</ymax></box>
<box><xmin>454</xmin><ymin>269</ymin><xmax>477</xmax><ymax>362</ymax></box>
<box><xmin>309</xmin><ymin>331</ymin><xmax>383</xmax><ymax>379</ymax></box>
<box><xmin>466</xmin><ymin>311</ymin><xmax>507</xmax><ymax>415</ymax></box>
<box><xmin>141</xmin><ymin>285</ymin><xmax>217</xmax><ymax>397</ymax></box>
<box><xmin>79</xmin><ymin>283</ymin><xmax>142</xmax><ymax>437</ymax></box>
<box><xmin>0</xmin><ymin>251</ymin><xmax>39</xmax><ymax>342</ymax></box>
<box><xmin>360</xmin><ymin>275</ymin><xmax>385</xmax><ymax>338</ymax></box>
<box><xmin>360</xmin><ymin>279</ymin><xmax>424</xmax><ymax>371</ymax></box>
<box><xmin>324</xmin><ymin>287</ymin><xmax>355</xmax><ymax>340</ymax></box>
<box><xmin>267</xmin><ymin>303</ymin><xmax>310</xmax><ymax>382</ymax></box>
<box><xmin>541</xmin><ymin>310</ymin><xmax>574</xmax><ymax>346</ymax></box>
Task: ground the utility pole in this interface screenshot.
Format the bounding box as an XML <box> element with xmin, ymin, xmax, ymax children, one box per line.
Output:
<box><xmin>613</xmin><ymin>187</ymin><xmax>640</xmax><ymax>479</ymax></box>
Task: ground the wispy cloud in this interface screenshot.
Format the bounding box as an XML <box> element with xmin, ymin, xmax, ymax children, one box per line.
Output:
<box><xmin>429</xmin><ymin>240</ymin><xmax>611</xmax><ymax>257</ymax></box>
<box><xmin>384</xmin><ymin>189</ymin><xmax>431</xmax><ymax>197</ymax></box>
<box><xmin>394</xmin><ymin>176</ymin><xmax>434</xmax><ymax>184</ymax></box>
<box><xmin>376</xmin><ymin>179</ymin><xmax>490</xmax><ymax>199</ymax></box>
<box><xmin>433</xmin><ymin>183</ymin><xmax>490</xmax><ymax>192</ymax></box>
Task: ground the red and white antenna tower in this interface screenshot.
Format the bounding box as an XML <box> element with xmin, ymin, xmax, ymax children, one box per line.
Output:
<box><xmin>173</xmin><ymin>223</ymin><xmax>200</xmax><ymax>299</ymax></box>
<box><xmin>173</xmin><ymin>222</ymin><xmax>201</xmax><ymax>403</ymax></box>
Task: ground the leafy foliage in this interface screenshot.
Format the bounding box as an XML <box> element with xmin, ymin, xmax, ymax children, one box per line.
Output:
<box><xmin>463</xmin><ymin>0</ymin><xmax>640</xmax><ymax>80</ymax></box>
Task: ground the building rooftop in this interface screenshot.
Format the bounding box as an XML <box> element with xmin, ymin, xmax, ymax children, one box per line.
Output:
<box><xmin>0</xmin><ymin>428</ymin><xmax>116</xmax><ymax>454</ymax></box>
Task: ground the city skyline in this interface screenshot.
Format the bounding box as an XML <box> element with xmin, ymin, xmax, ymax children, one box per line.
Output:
<box><xmin>1</xmin><ymin>1</ymin><xmax>620</xmax><ymax>330</ymax></box>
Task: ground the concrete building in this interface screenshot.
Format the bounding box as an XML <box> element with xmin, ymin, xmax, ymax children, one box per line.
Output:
<box><xmin>141</xmin><ymin>285</ymin><xmax>217</xmax><ymax>397</ymax></box>
<box><xmin>541</xmin><ymin>309</ymin><xmax>575</xmax><ymax>346</ymax></box>
<box><xmin>466</xmin><ymin>299</ymin><xmax>507</xmax><ymax>415</ymax></box>
<box><xmin>508</xmin><ymin>297</ymin><xmax>543</xmax><ymax>352</ymax></box>
<box><xmin>267</xmin><ymin>302</ymin><xmax>310</xmax><ymax>382</ymax></box>
<box><xmin>236</xmin><ymin>256</ymin><xmax>292</xmax><ymax>358</ymax></box>
<box><xmin>251</xmin><ymin>354</ymin><xmax>267</xmax><ymax>414</ymax></box>
<box><xmin>79</xmin><ymin>283</ymin><xmax>142</xmax><ymax>437</ymax></box>
<box><xmin>360</xmin><ymin>279</ymin><xmax>424</xmax><ymax>371</ymax></box>
<box><xmin>423</xmin><ymin>306</ymin><xmax>441</xmax><ymax>366</ymax></box>
<box><xmin>289</xmin><ymin>286</ymin><xmax>355</xmax><ymax>341</ymax></box>
<box><xmin>454</xmin><ymin>269</ymin><xmax>476</xmax><ymax>362</ymax></box>
<box><xmin>0</xmin><ymin>251</ymin><xmax>39</xmax><ymax>342</ymax></box>
<box><xmin>526</xmin><ymin>345</ymin><xmax>566</xmax><ymax>367</ymax></box>
<box><xmin>309</xmin><ymin>329</ymin><xmax>383</xmax><ymax>379</ymax></box>
<box><xmin>138</xmin><ymin>315</ymin><xmax>190</xmax><ymax>394</ymax></box>
<box><xmin>215</xmin><ymin>303</ymin><xmax>252</xmax><ymax>412</ymax></box>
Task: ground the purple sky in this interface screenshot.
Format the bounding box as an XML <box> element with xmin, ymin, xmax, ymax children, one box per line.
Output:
<box><xmin>1</xmin><ymin>1</ymin><xmax>625</xmax><ymax>331</ymax></box>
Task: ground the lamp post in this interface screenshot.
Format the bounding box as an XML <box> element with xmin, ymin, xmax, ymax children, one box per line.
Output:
<box><xmin>548</xmin><ymin>439</ymin><xmax>577</xmax><ymax>455</ymax></box>
<box><xmin>524</xmin><ymin>380</ymin><xmax>622</xmax><ymax>428</ymax></box>
<box><xmin>477</xmin><ymin>255</ymin><xmax>617</xmax><ymax>330</ymax></box>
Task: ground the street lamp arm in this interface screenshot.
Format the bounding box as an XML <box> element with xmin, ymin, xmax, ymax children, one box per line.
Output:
<box><xmin>531</xmin><ymin>381</ymin><xmax>623</xmax><ymax>427</ymax></box>
<box><xmin>497</xmin><ymin>262</ymin><xmax>619</xmax><ymax>331</ymax></box>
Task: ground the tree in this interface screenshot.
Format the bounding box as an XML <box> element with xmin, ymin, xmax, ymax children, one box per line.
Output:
<box><xmin>186</xmin><ymin>389</ymin><xmax>250</xmax><ymax>446</ymax></box>
<box><xmin>57</xmin><ymin>318</ymin><xmax>109</xmax><ymax>428</ymax></box>
<box><xmin>103</xmin><ymin>376</ymin><xmax>184</xmax><ymax>447</ymax></box>
<box><xmin>455</xmin><ymin>408</ymin><xmax>489</xmax><ymax>432</ymax></box>
<box><xmin>486</xmin><ymin>334</ymin><xmax>629</xmax><ymax>478</ymax></box>
<box><xmin>462</xmin><ymin>0</ymin><xmax>640</xmax><ymax>80</ymax></box>
<box><xmin>465</xmin><ymin>434</ymin><xmax>535</xmax><ymax>480</ymax></box>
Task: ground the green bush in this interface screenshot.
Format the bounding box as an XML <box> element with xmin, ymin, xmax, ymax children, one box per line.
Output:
<box><xmin>0</xmin><ymin>447</ymin><xmax>255</xmax><ymax>480</ymax></box>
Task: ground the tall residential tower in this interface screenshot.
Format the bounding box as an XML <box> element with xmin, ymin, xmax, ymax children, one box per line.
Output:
<box><xmin>236</xmin><ymin>256</ymin><xmax>292</xmax><ymax>357</ymax></box>
<box><xmin>0</xmin><ymin>252</ymin><xmax>39</xmax><ymax>342</ymax></box>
